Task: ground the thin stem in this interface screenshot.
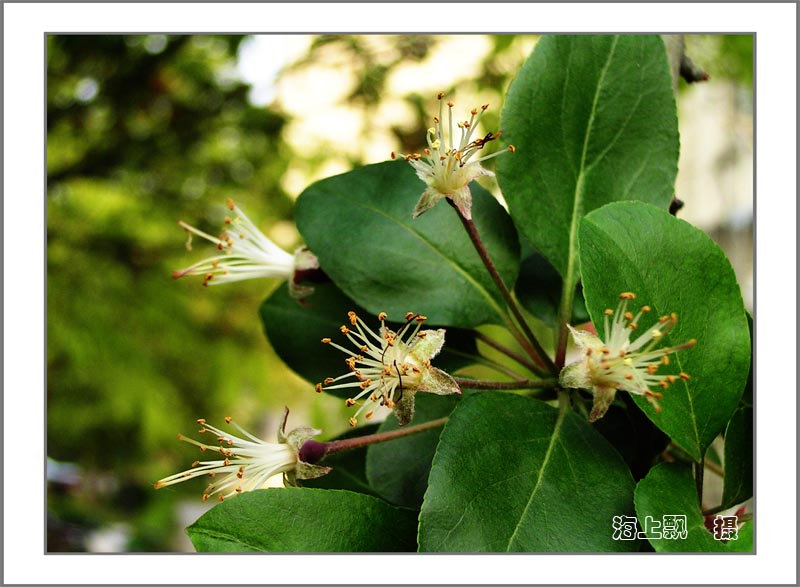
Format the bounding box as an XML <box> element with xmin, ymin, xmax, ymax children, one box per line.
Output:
<box><xmin>694</xmin><ymin>459</ymin><xmax>705</xmax><ymax>507</ymax></box>
<box><xmin>474</xmin><ymin>330</ymin><xmax>540</xmax><ymax>373</ymax></box>
<box><xmin>322</xmin><ymin>417</ymin><xmax>448</xmax><ymax>456</ymax></box>
<box><xmin>449</xmin><ymin>200</ymin><xmax>557</xmax><ymax>376</ymax></box>
<box><xmin>467</xmin><ymin>354</ymin><xmax>529</xmax><ymax>381</ymax></box>
<box><xmin>453</xmin><ymin>377</ymin><xmax>560</xmax><ymax>390</ymax></box>
<box><xmin>554</xmin><ymin>283</ymin><xmax>574</xmax><ymax>370</ymax></box>
<box><xmin>704</xmin><ymin>459</ymin><xmax>724</xmax><ymax>477</ymax></box>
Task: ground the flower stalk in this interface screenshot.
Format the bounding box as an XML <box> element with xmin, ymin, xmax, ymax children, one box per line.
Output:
<box><xmin>300</xmin><ymin>417</ymin><xmax>449</xmax><ymax>463</ymax></box>
<box><xmin>449</xmin><ymin>199</ymin><xmax>557</xmax><ymax>377</ymax></box>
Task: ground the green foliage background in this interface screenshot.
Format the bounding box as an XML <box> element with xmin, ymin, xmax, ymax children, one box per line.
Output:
<box><xmin>46</xmin><ymin>34</ymin><xmax>752</xmax><ymax>552</ymax></box>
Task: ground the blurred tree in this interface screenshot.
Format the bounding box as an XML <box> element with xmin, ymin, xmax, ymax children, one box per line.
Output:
<box><xmin>47</xmin><ymin>34</ymin><xmax>306</xmax><ymax>551</ymax></box>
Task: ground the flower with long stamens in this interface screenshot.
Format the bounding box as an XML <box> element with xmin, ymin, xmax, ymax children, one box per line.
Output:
<box><xmin>317</xmin><ymin>311</ymin><xmax>460</xmax><ymax>427</ymax></box>
<box><xmin>172</xmin><ymin>198</ymin><xmax>321</xmax><ymax>298</ymax></box>
<box><xmin>559</xmin><ymin>292</ymin><xmax>697</xmax><ymax>423</ymax></box>
<box><xmin>391</xmin><ymin>92</ymin><xmax>514</xmax><ymax>220</ymax></box>
<box><xmin>154</xmin><ymin>408</ymin><xmax>331</xmax><ymax>501</ymax></box>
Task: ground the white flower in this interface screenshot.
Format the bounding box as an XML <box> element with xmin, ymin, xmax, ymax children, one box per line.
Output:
<box><xmin>559</xmin><ymin>292</ymin><xmax>697</xmax><ymax>422</ymax></box>
<box><xmin>392</xmin><ymin>92</ymin><xmax>514</xmax><ymax>220</ymax></box>
<box><xmin>317</xmin><ymin>311</ymin><xmax>460</xmax><ymax>427</ymax></box>
<box><xmin>154</xmin><ymin>409</ymin><xmax>330</xmax><ymax>501</ymax></box>
<box><xmin>173</xmin><ymin>198</ymin><xmax>309</xmax><ymax>289</ymax></box>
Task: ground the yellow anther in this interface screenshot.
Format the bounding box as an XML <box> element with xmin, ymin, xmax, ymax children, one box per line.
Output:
<box><xmin>348</xmin><ymin>311</ymin><xmax>358</xmax><ymax>325</ymax></box>
<box><xmin>365</xmin><ymin>411</ymin><xmax>374</xmax><ymax>420</ymax></box>
<box><xmin>224</xmin><ymin>416</ymin><xmax>232</xmax><ymax>424</ymax></box>
<box><xmin>604</xmin><ymin>309</ymin><xmax>614</xmax><ymax>315</ymax></box>
<box><xmin>624</xmin><ymin>312</ymin><xmax>634</xmax><ymax>321</ymax></box>
<box><xmin>405</xmin><ymin>312</ymin><xmax>415</xmax><ymax>321</ymax></box>
<box><xmin>226</xmin><ymin>198</ymin><xmax>235</xmax><ymax>210</ymax></box>
<box><xmin>437</xmin><ymin>92</ymin><xmax>445</xmax><ymax>100</ymax></box>
<box><xmin>679</xmin><ymin>372</ymin><xmax>691</xmax><ymax>381</ymax></box>
<box><xmin>324</xmin><ymin>377</ymin><xmax>334</xmax><ymax>385</ymax></box>
<box><xmin>315</xmin><ymin>383</ymin><xmax>322</xmax><ymax>393</ymax></box>
<box><xmin>641</xmin><ymin>306</ymin><xmax>651</xmax><ymax>313</ymax></box>
<box><xmin>508</xmin><ymin>145</ymin><xmax>516</xmax><ymax>153</ymax></box>
<box><xmin>196</xmin><ymin>419</ymin><xmax>206</xmax><ymax>425</ymax></box>
<box><xmin>661</xmin><ymin>356</ymin><xmax>670</xmax><ymax>365</ymax></box>
<box><xmin>629</xmin><ymin>323</ymin><xmax>638</xmax><ymax>330</ymax></box>
<box><xmin>416</xmin><ymin>314</ymin><xmax>427</xmax><ymax>322</ymax></box>
<box><xmin>345</xmin><ymin>398</ymin><xmax>356</xmax><ymax>407</ymax></box>
<box><xmin>378</xmin><ymin>312</ymin><xmax>387</xmax><ymax>321</ymax></box>
<box><xmin>349</xmin><ymin>417</ymin><xmax>357</xmax><ymax>428</ymax></box>
<box><xmin>191</xmin><ymin>460</ymin><xmax>200</xmax><ymax>467</ymax></box>
<box><xmin>340</xmin><ymin>325</ymin><xmax>350</xmax><ymax>334</ymax></box>
<box><xmin>619</xmin><ymin>292</ymin><xmax>636</xmax><ymax>300</ymax></box>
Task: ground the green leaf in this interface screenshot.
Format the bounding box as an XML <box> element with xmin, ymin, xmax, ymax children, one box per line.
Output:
<box><xmin>365</xmin><ymin>394</ymin><xmax>458</xmax><ymax>508</ymax></box>
<box><xmin>418</xmin><ymin>392</ymin><xmax>638</xmax><ymax>552</ymax></box>
<box><xmin>295</xmin><ymin>161</ymin><xmax>520</xmax><ymax>328</ymax></box>
<box><xmin>187</xmin><ymin>488</ymin><xmax>418</xmax><ymax>552</ymax></box>
<box><xmin>721</xmin><ymin>312</ymin><xmax>753</xmax><ymax>508</ymax></box>
<box><xmin>260</xmin><ymin>281</ymin><xmax>479</xmax><ymax>391</ymax></box>
<box><xmin>722</xmin><ymin>406</ymin><xmax>753</xmax><ymax>509</ymax></box>
<box><xmin>635</xmin><ymin>463</ymin><xmax>753</xmax><ymax>552</ymax></box>
<box><xmin>579</xmin><ymin>201</ymin><xmax>750</xmax><ymax>460</ymax></box>
<box><xmin>301</xmin><ymin>424</ymin><xmax>381</xmax><ymax>497</ymax></box>
<box><xmin>498</xmin><ymin>34</ymin><xmax>678</xmax><ymax>300</ymax></box>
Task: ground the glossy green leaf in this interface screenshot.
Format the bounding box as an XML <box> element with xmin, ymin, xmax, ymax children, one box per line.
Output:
<box><xmin>498</xmin><ymin>34</ymin><xmax>678</xmax><ymax>301</ymax></box>
<box><xmin>418</xmin><ymin>392</ymin><xmax>638</xmax><ymax>552</ymax></box>
<box><xmin>366</xmin><ymin>394</ymin><xmax>459</xmax><ymax>508</ymax></box>
<box><xmin>295</xmin><ymin>161</ymin><xmax>520</xmax><ymax>328</ymax></box>
<box><xmin>635</xmin><ymin>463</ymin><xmax>753</xmax><ymax>552</ymax></box>
<box><xmin>579</xmin><ymin>202</ymin><xmax>750</xmax><ymax>460</ymax></box>
<box><xmin>187</xmin><ymin>488</ymin><xmax>418</xmax><ymax>552</ymax></box>
<box><xmin>260</xmin><ymin>281</ymin><xmax>479</xmax><ymax>391</ymax></box>
<box><xmin>721</xmin><ymin>312</ymin><xmax>753</xmax><ymax>508</ymax></box>
<box><xmin>301</xmin><ymin>424</ymin><xmax>380</xmax><ymax>497</ymax></box>
<box><xmin>721</xmin><ymin>407</ymin><xmax>753</xmax><ymax>509</ymax></box>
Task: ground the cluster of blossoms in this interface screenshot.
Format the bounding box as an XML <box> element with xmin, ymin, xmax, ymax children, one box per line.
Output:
<box><xmin>392</xmin><ymin>92</ymin><xmax>514</xmax><ymax>220</ymax></box>
<box><xmin>160</xmin><ymin>93</ymin><xmax>700</xmax><ymax>505</ymax></box>
<box><xmin>172</xmin><ymin>198</ymin><xmax>321</xmax><ymax>298</ymax></box>
<box><xmin>317</xmin><ymin>311</ymin><xmax>460</xmax><ymax>427</ymax></box>
<box><xmin>154</xmin><ymin>408</ymin><xmax>330</xmax><ymax>501</ymax></box>
<box><xmin>559</xmin><ymin>292</ymin><xmax>697</xmax><ymax>422</ymax></box>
